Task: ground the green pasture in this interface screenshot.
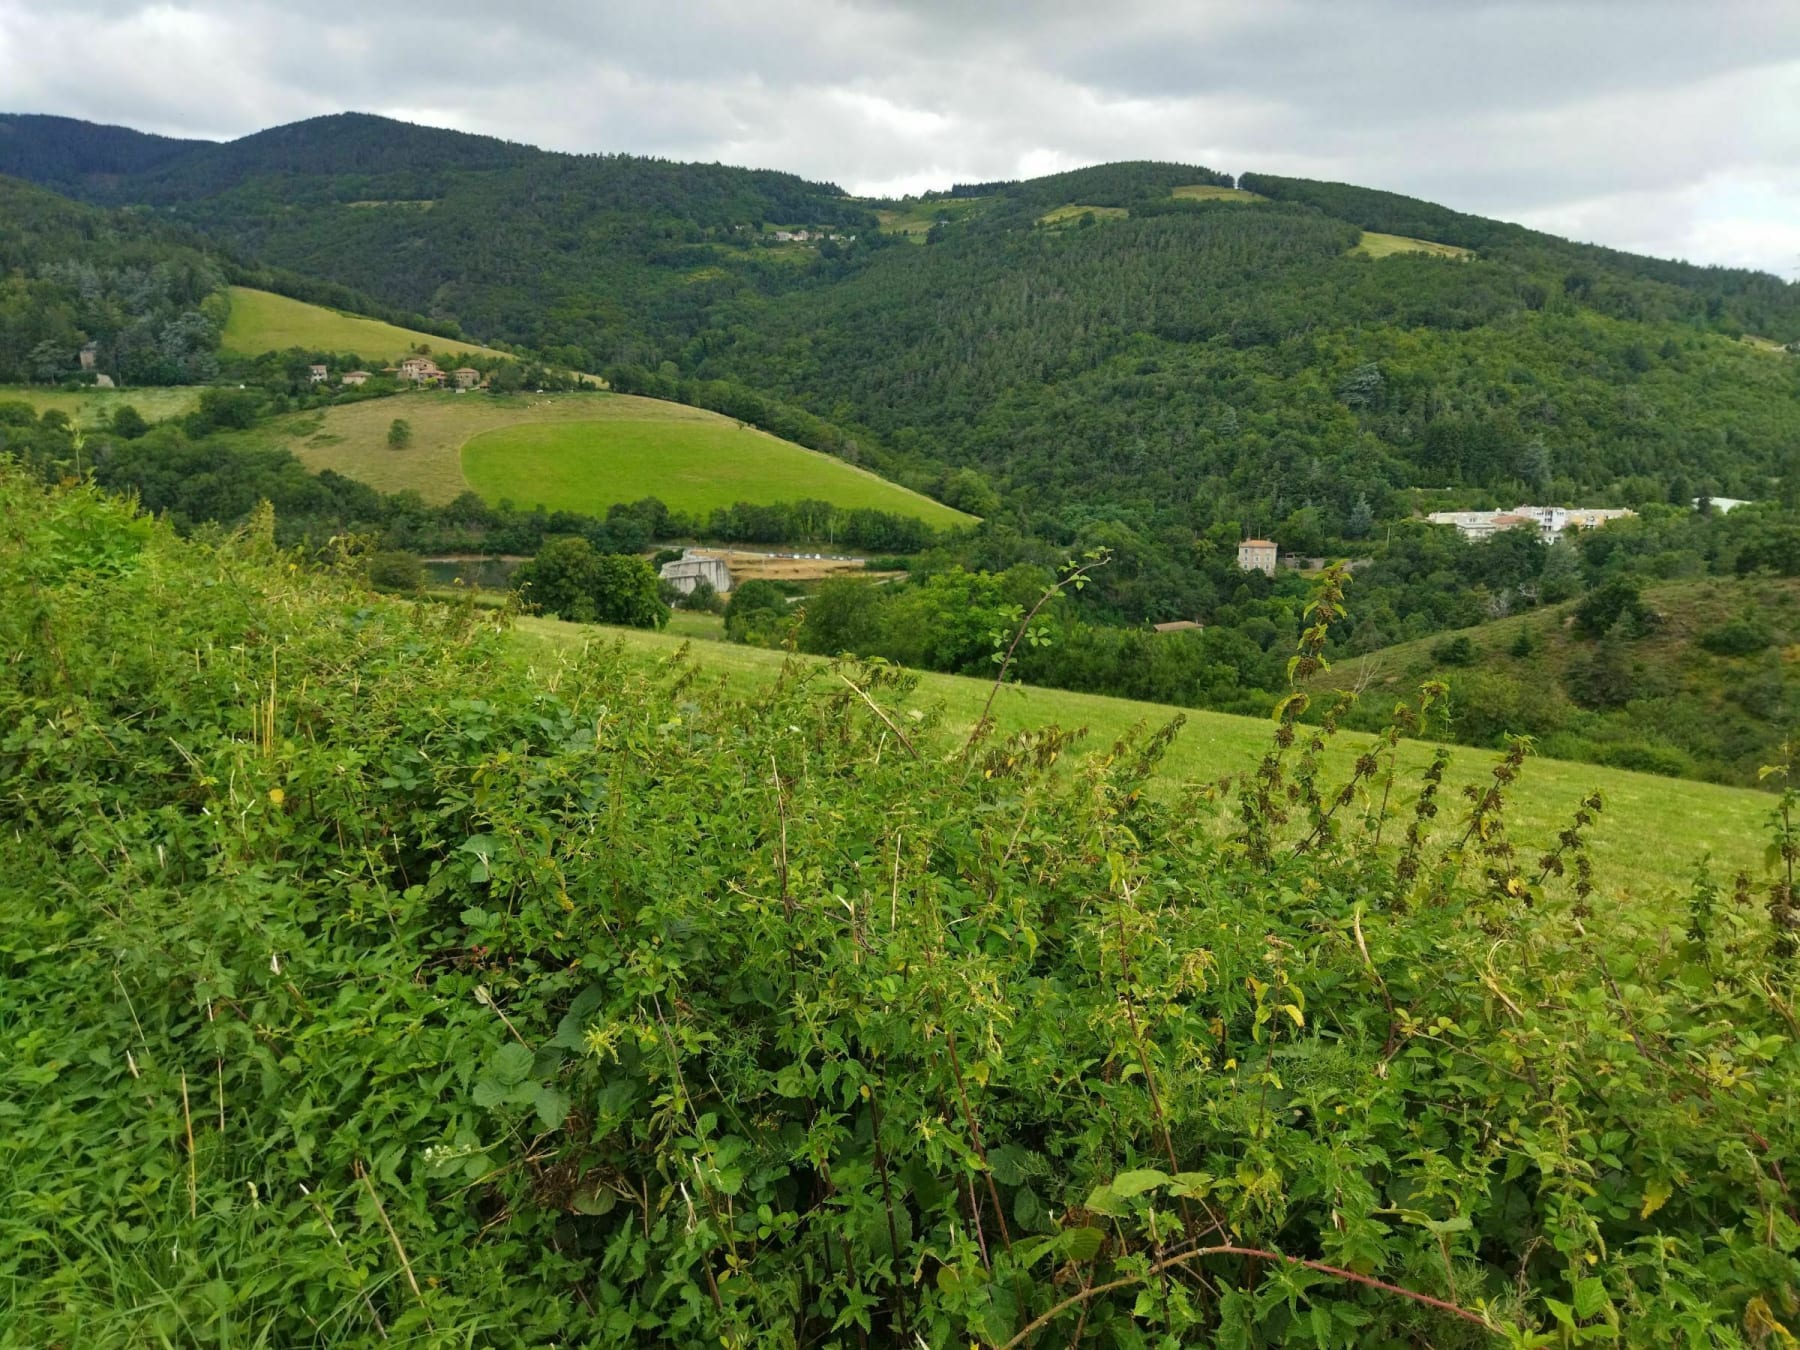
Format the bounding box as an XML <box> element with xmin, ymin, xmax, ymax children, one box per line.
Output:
<box><xmin>1171</xmin><ymin>184</ymin><xmax>1267</xmax><ymax>203</ymax></box>
<box><xmin>220</xmin><ymin>286</ymin><xmax>510</xmax><ymax>361</ymax></box>
<box><xmin>1353</xmin><ymin>231</ymin><xmax>1474</xmax><ymax>260</ymax></box>
<box><xmin>0</xmin><ymin>384</ymin><xmax>202</xmax><ymax>428</ymax></box>
<box><xmin>256</xmin><ymin>390</ymin><xmax>965</xmax><ymax>527</ymax></box>
<box><xmin>1037</xmin><ymin>204</ymin><xmax>1130</xmax><ymax>226</ymax></box>
<box><xmin>513</xmin><ymin>616</ymin><xmax>1773</xmax><ymax>904</ymax></box>
<box><xmin>461</xmin><ymin>418</ymin><xmax>973</xmax><ymax>526</ymax></box>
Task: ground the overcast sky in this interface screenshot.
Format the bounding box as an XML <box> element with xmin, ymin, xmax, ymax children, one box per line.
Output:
<box><xmin>4</xmin><ymin>0</ymin><xmax>1797</xmax><ymax>273</ymax></box>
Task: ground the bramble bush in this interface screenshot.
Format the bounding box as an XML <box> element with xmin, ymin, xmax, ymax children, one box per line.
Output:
<box><xmin>3</xmin><ymin>472</ymin><xmax>1798</xmax><ymax>1346</ymax></box>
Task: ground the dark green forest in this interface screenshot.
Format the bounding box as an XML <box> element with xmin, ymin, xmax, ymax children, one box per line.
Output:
<box><xmin>0</xmin><ymin>177</ymin><xmax>225</xmax><ymax>384</ymax></box>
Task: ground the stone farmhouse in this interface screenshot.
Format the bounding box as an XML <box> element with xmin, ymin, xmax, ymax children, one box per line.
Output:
<box><xmin>1237</xmin><ymin>539</ymin><xmax>1278</xmax><ymax>575</ymax></box>
<box><xmin>659</xmin><ymin>551</ymin><xmax>733</xmax><ymax>596</ymax></box>
<box><xmin>308</xmin><ymin>364</ymin><xmax>328</xmax><ymax>383</ymax></box>
<box><xmin>396</xmin><ymin>356</ymin><xmax>445</xmax><ymax>384</ymax></box>
<box><xmin>341</xmin><ymin>370</ymin><xmax>370</xmax><ymax>386</ymax></box>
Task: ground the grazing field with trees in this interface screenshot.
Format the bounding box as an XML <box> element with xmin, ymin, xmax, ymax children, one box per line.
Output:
<box><xmin>5</xmin><ymin>471</ymin><xmax>1797</xmax><ymax>1345</ymax></box>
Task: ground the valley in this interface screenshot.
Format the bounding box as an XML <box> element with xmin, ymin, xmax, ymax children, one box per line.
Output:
<box><xmin>5</xmin><ymin>100</ymin><xmax>1800</xmax><ymax>1346</ymax></box>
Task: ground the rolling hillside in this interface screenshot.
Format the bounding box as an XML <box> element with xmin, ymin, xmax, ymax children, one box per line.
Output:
<box><xmin>512</xmin><ymin>611</ymin><xmax>1771</xmax><ymax>900</ymax></box>
<box><xmin>5</xmin><ymin>111</ymin><xmax>1799</xmax><ymax>635</ymax></box>
<box><xmin>1312</xmin><ymin>573</ymin><xmax>1800</xmax><ymax>784</ymax></box>
<box><xmin>251</xmin><ymin>389</ymin><xmax>975</xmax><ymax>525</ymax></box>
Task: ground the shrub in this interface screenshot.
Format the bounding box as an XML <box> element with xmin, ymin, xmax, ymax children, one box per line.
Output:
<box><xmin>387</xmin><ymin>417</ymin><xmax>413</xmax><ymax>449</ymax></box>
<box><xmin>1596</xmin><ymin>739</ymin><xmax>1698</xmax><ymax>778</ymax></box>
<box><xmin>723</xmin><ymin>577</ymin><xmax>790</xmax><ymax>641</ymax></box>
<box><xmin>676</xmin><ymin>577</ymin><xmax>724</xmax><ymax>613</ymax></box>
<box><xmin>366</xmin><ymin>548</ymin><xmax>424</xmax><ymax>593</ymax></box>
<box><xmin>3</xmin><ymin>477</ymin><xmax>1797</xmax><ymax>1346</ymax></box>
<box><xmin>1430</xmin><ymin>633</ymin><xmax>1477</xmax><ymax>666</ymax></box>
<box><xmin>1565</xmin><ymin>628</ymin><xmax>1640</xmax><ymax>709</ymax></box>
<box><xmin>1574</xmin><ymin>578</ymin><xmax>1654</xmax><ymax>638</ymax></box>
<box><xmin>110</xmin><ymin>404</ymin><xmax>149</xmax><ymax>440</ymax></box>
<box><xmin>1699</xmin><ymin>614</ymin><xmax>1773</xmax><ymax>657</ymax></box>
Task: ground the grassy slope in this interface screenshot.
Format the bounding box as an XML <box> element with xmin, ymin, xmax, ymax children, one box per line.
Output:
<box><xmin>0</xmin><ymin>384</ymin><xmax>201</xmax><ymax>427</ymax></box>
<box><xmin>252</xmin><ymin>389</ymin><xmax>974</xmax><ymax>525</ymax></box>
<box><xmin>220</xmin><ymin>286</ymin><xmax>510</xmax><ymax>361</ymax></box>
<box><xmin>512</xmin><ymin>615</ymin><xmax>1773</xmax><ymax>901</ymax></box>
<box><xmin>1353</xmin><ymin>231</ymin><xmax>1474</xmax><ymax>259</ymax></box>
<box><xmin>1313</xmin><ymin>574</ymin><xmax>1800</xmax><ymax>780</ymax></box>
<box><xmin>463</xmin><ymin>418</ymin><xmax>973</xmax><ymax>526</ymax></box>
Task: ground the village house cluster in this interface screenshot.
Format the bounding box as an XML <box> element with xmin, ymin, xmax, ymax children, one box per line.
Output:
<box><xmin>302</xmin><ymin>357</ymin><xmax>484</xmax><ymax>389</ymax></box>
<box><xmin>395</xmin><ymin>357</ymin><xmax>483</xmax><ymax>388</ymax></box>
<box><xmin>1424</xmin><ymin>504</ymin><xmax>1636</xmax><ymax>542</ymax></box>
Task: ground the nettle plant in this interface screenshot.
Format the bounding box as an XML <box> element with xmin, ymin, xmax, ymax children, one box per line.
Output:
<box><xmin>3</xmin><ymin>478</ymin><xmax>1799</xmax><ymax>1347</ymax></box>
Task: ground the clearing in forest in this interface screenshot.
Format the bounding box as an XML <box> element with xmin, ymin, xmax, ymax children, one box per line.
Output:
<box><xmin>1171</xmin><ymin>184</ymin><xmax>1267</xmax><ymax>203</ymax></box>
<box><xmin>1037</xmin><ymin>203</ymin><xmax>1130</xmax><ymax>226</ymax></box>
<box><xmin>1353</xmin><ymin>231</ymin><xmax>1475</xmax><ymax>259</ymax></box>
<box><xmin>219</xmin><ymin>286</ymin><xmax>510</xmax><ymax>361</ymax></box>
<box><xmin>872</xmin><ymin>196</ymin><xmax>990</xmax><ymax>240</ymax></box>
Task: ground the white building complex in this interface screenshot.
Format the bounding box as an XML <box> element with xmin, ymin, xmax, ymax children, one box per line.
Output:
<box><xmin>1425</xmin><ymin>505</ymin><xmax>1635</xmax><ymax>542</ymax></box>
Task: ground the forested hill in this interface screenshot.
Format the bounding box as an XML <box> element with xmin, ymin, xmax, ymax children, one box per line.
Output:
<box><xmin>0</xmin><ymin>113</ymin><xmax>205</xmax><ymax>195</ymax></box>
<box><xmin>0</xmin><ymin>111</ymin><xmax>875</xmax><ymax>366</ymax></box>
<box><xmin>0</xmin><ymin>175</ymin><xmax>225</xmax><ymax>384</ymax></box>
<box><xmin>4</xmin><ymin>111</ymin><xmax>1799</xmax><ymax>614</ymax></box>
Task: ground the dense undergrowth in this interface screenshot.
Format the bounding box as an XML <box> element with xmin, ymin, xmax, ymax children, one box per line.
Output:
<box><xmin>4</xmin><ymin>471</ymin><xmax>1799</xmax><ymax>1346</ymax></box>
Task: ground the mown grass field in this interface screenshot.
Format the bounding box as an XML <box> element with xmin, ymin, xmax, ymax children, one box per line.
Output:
<box><xmin>1038</xmin><ymin>203</ymin><xmax>1130</xmax><ymax>226</ymax></box>
<box><xmin>1353</xmin><ymin>231</ymin><xmax>1475</xmax><ymax>260</ymax></box>
<box><xmin>462</xmin><ymin>418</ymin><xmax>973</xmax><ymax>525</ymax></box>
<box><xmin>1171</xmin><ymin>184</ymin><xmax>1267</xmax><ymax>202</ymax></box>
<box><xmin>220</xmin><ymin>286</ymin><xmax>510</xmax><ymax>361</ymax></box>
<box><xmin>0</xmin><ymin>384</ymin><xmax>202</xmax><ymax>427</ymax></box>
<box><xmin>513</xmin><ymin>615</ymin><xmax>1773</xmax><ymax>901</ymax></box>
<box><xmin>255</xmin><ymin>389</ymin><xmax>973</xmax><ymax>525</ymax></box>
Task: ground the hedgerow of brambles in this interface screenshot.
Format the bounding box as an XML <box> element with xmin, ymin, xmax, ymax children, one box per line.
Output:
<box><xmin>2</xmin><ymin>468</ymin><xmax>1798</xmax><ymax>1347</ymax></box>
